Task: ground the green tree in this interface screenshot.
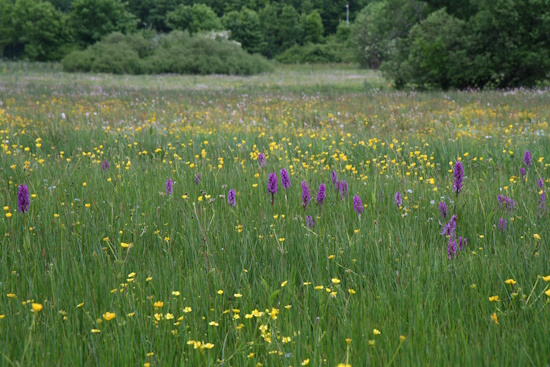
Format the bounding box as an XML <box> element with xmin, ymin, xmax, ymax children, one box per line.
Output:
<box><xmin>258</xmin><ymin>4</ymin><xmax>280</xmax><ymax>57</ymax></box>
<box><xmin>166</xmin><ymin>3</ymin><xmax>222</xmax><ymax>35</ymax></box>
<box><xmin>466</xmin><ymin>0</ymin><xmax>550</xmax><ymax>88</ymax></box>
<box><xmin>147</xmin><ymin>0</ymin><xmax>179</xmax><ymax>32</ymax></box>
<box><xmin>425</xmin><ymin>0</ymin><xmax>478</xmax><ymax>20</ymax></box>
<box><xmin>70</xmin><ymin>0</ymin><xmax>137</xmax><ymax>46</ymax></box>
<box><xmin>127</xmin><ymin>0</ymin><xmax>155</xmax><ymax>28</ymax></box>
<box><xmin>278</xmin><ymin>5</ymin><xmax>302</xmax><ymax>50</ymax></box>
<box><xmin>45</xmin><ymin>0</ymin><xmax>73</xmax><ymax>12</ymax></box>
<box><xmin>402</xmin><ymin>9</ymin><xmax>468</xmax><ymax>89</ymax></box>
<box><xmin>222</xmin><ymin>7</ymin><xmax>265</xmax><ymax>54</ymax></box>
<box><xmin>303</xmin><ymin>11</ymin><xmax>324</xmax><ymax>44</ymax></box>
<box><xmin>8</xmin><ymin>0</ymin><xmax>71</xmax><ymax>60</ymax></box>
<box><xmin>351</xmin><ymin>0</ymin><xmax>427</xmax><ymax>68</ymax></box>
<box><xmin>0</xmin><ymin>0</ymin><xmax>15</xmax><ymax>58</ymax></box>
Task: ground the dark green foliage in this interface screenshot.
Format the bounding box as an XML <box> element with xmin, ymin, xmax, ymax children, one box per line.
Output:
<box><xmin>382</xmin><ymin>9</ymin><xmax>468</xmax><ymax>90</ymax></box>
<box><xmin>278</xmin><ymin>5</ymin><xmax>302</xmax><ymax>50</ymax></box>
<box><xmin>257</xmin><ymin>3</ymin><xmax>280</xmax><ymax>58</ymax></box>
<box><xmin>1</xmin><ymin>0</ymin><xmax>72</xmax><ymax>60</ymax></box>
<box><xmin>276</xmin><ymin>41</ymin><xmax>354</xmax><ymax>64</ymax></box>
<box><xmin>166</xmin><ymin>3</ymin><xmax>222</xmax><ymax>35</ymax></box>
<box><xmin>425</xmin><ymin>0</ymin><xmax>478</xmax><ymax>20</ymax></box>
<box><xmin>358</xmin><ymin>0</ymin><xmax>550</xmax><ymax>89</ymax></box>
<box><xmin>465</xmin><ymin>0</ymin><xmax>550</xmax><ymax>88</ymax></box>
<box><xmin>0</xmin><ymin>0</ymin><xmax>15</xmax><ymax>58</ymax></box>
<box><xmin>62</xmin><ymin>31</ymin><xmax>273</xmax><ymax>75</ymax></box>
<box><xmin>302</xmin><ymin>11</ymin><xmax>324</xmax><ymax>44</ymax></box>
<box><xmin>222</xmin><ymin>7</ymin><xmax>265</xmax><ymax>54</ymax></box>
<box><xmin>2</xmin><ymin>0</ymin><xmax>549</xmax><ymax>87</ymax></box>
<box><xmin>70</xmin><ymin>0</ymin><xmax>137</xmax><ymax>46</ymax></box>
<box><xmin>351</xmin><ymin>0</ymin><xmax>426</xmax><ymax>69</ymax></box>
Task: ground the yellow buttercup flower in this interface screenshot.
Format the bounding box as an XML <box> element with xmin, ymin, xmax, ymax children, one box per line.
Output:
<box><xmin>103</xmin><ymin>312</ymin><xmax>115</xmax><ymax>321</ymax></box>
<box><xmin>533</xmin><ymin>234</ymin><xmax>541</xmax><ymax>240</ymax></box>
<box><xmin>489</xmin><ymin>295</ymin><xmax>499</xmax><ymax>302</ymax></box>
<box><xmin>505</xmin><ymin>279</ymin><xmax>516</xmax><ymax>285</ymax></box>
<box><xmin>32</xmin><ymin>303</ymin><xmax>43</xmax><ymax>312</ymax></box>
<box><xmin>491</xmin><ymin>312</ymin><xmax>498</xmax><ymax>325</ymax></box>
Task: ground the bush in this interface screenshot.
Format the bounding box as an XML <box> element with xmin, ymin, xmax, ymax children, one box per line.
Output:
<box><xmin>381</xmin><ymin>9</ymin><xmax>468</xmax><ymax>90</ymax></box>
<box><xmin>62</xmin><ymin>31</ymin><xmax>273</xmax><ymax>75</ymax></box>
<box><xmin>372</xmin><ymin>0</ymin><xmax>550</xmax><ymax>89</ymax></box>
<box><xmin>275</xmin><ymin>41</ymin><xmax>355</xmax><ymax>64</ymax></box>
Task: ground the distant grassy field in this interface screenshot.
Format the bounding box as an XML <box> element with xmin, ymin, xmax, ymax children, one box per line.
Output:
<box><xmin>0</xmin><ymin>63</ymin><xmax>549</xmax><ymax>366</ymax></box>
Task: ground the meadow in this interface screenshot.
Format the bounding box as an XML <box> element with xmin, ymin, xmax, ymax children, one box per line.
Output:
<box><xmin>0</xmin><ymin>63</ymin><xmax>549</xmax><ymax>366</ymax></box>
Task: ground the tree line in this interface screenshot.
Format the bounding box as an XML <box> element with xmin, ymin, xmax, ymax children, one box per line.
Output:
<box><xmin>0</xmin><ymin>0</ymin><xmax>361</xmax><ymax>61</ymax></box>
<box><xmin>1</xmin><ymin>0</ymin><xmax>548</xmax><ymax>88</ymax></box>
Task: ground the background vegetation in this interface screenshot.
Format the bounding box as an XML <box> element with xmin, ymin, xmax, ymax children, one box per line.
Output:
<box><xmin>61</xmin><ymin>31</ymin><xmax>273</xmax><ymax>75</ymax></box>
<box><xmin>0</xmin><ymin>0</ymin><xmax>549</xmax><ymax>85</ymax></box>
<box><xmin>0</xmin><ymin>64</ymin><xmax>550</xmax><ymax>366</ymax></box>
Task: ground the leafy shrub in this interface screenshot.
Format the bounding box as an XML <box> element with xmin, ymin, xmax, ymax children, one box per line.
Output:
<box><xmin>275</xmin><ymin>41</ymin><xmax>355</xmax><ymax>64</ymax></box>
<box><xmin>381</xmin><ymin>9</ymin><xmax>468</xmax><ymax>90</ymax></box>
<box><xmin>370</xmin><ymin>0</ymin><xmax>550</xmax><ymax>89</ymax></box>
<box><xmin>62</xmin><ymin>31</ymin><xmax>273</xmax><ymax>75</ymax></box>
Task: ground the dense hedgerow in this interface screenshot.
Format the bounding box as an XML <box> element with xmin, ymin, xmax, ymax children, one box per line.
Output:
<box><xmin>62</xmin><ymin>31</ymin><xmax>273</xmax><ymax>75</ymax></box>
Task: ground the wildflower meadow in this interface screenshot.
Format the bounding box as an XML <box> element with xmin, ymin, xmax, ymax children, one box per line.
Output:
<box><xmin>0</xmin><ymin>64</ymin><xmax>550</xmax><ymax>366</ymax></box>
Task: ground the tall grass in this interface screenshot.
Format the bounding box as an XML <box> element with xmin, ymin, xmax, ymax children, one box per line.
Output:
<box><xmin>0</xmin><ymin>66</ymin><xmax>549</xmax><ymax>366</ymax></box>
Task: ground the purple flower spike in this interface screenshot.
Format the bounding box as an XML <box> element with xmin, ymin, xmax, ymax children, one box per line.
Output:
<box><xmin>498</xmin><ymin>218</ymin><xmax>507</xmax><ymax>232</ymax></box>
<box><xmin>165</xmin><ymin>178</ymin><xmax>173</xmax><ymax>196</ymax></box>
<box><xmin>441</xmin><ymin>215</ymin><xmax>457</xmax><ymax>237</ymax></box>
<box><xmin>258</xmin><ymin>153</ymin><xmax>267</xmax><ymax>168</ymax></box>
<box><xmin>280</xmin><ymin>168</ymin><xmax>291</xmax><ymax>189</ymax></box>
<box><xmin>453</xmin><ymin>161</ymin><xmax>464</xmax><ymax>195</ymax></box>
<box><xmin>539</xmin><ymin>191</ymin><xmax>546</xmax><ymax>216</ymax></box>
<box><xmin>331</xmin><ymin>170</ymin><xmax>338</xmax><ymax>190</ymax></box>
<box><xmin>18</xmin><ymin>185</ymin><xmax>30</xmax><ymax>213</ymax></box>
<box><xmin>353</xmin><ymin>195</ymin><xmax>363</xmax><ymax>216</ymax></box>
<box><xmin>339</xmin><ymin>180</ymin><xmax>348</xmax><ymax>200</ymax></box>
<box><xmin>268</xmin><ymin>173</ymin><xmax>278</xmax><ymax>194</ymax></box>
<box><xmin>497</xmin><ymin>195</ymin><xmax>516</xmax><ymax>213</ymax></box>
<box><xmin>301</xmin><ymin>181</ymin><xmax>311</xmax><ymax>209</ymax></box>
<box><xmin>520</xmin><ymin>167</ymin><xmax>526</xmax><ymax>177</ymax></box>
<box><xmin>306</xmin><ymin>215</ymin><xmax>315</xmax><ymax>228</ymax></box>
<box><xmin>228</xmin><ymin>189</ymin><xmax>236</xmax><ymax>207</ymax></box>
<box><xmin>394</xmin><ymin>192</ymin><xmax>403</xmax><ymax>207</ymax></box>
<box><xmin>316</xmin><ymin>183</ymin><xmax>326</xmax><ymax>206</ymax></box>
<box><xmin>447</xmin><ymin>238</ymin><xmax>457</xmax><ymax>260</ymax></box>
<box><xmin>459</xmin><ymin>236</ymin><xmax>466</xmax><ymax>251</ymax></box>
<box><xmin>194</xmin><ymin>173</ymin><xmax>201</xmax><ymax>185</ymax></box>
<box><xmin>439</xmin><ymin>201</ymin><xmax>448</xmax><ymax>219</ymax></box>
<box><xmin>102</xmin><ymin>160</ymin><xmax>109</xmax><ymax>170</ymax></box>
<box><xmin>268</xmin><ymin>172</ymin><xmax>278</xmax><ymax>206</ymax></box>
<box><xmin>524</xmin><ymin>150</ymin><xmax>532</xmax><ymax>168</ymax></box>
<box><xmin>537</xmin><ymin>177</ymin><xmax>544</xmax><ymax>189</ymax></box>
